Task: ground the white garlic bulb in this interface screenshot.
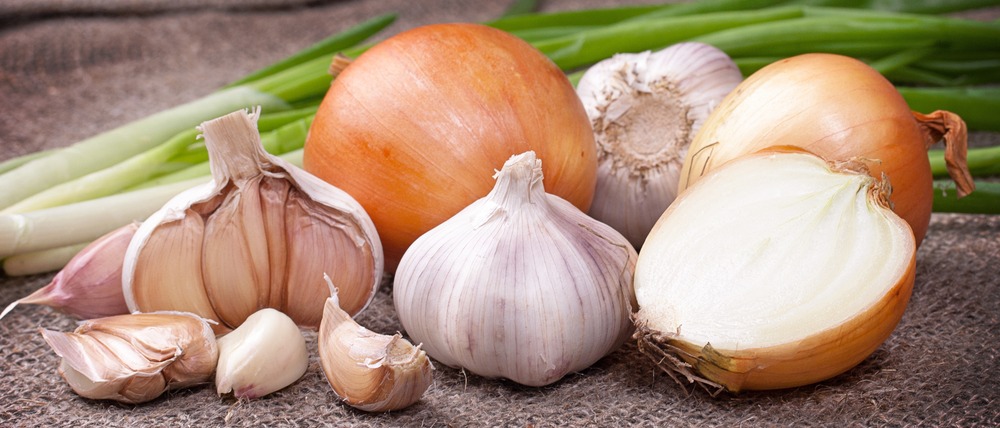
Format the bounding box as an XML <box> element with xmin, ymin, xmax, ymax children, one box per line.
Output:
<box><xmin>122</xmin><ymin>108</ymin><xmax>383</xmax><ymax>334</ymax></box>
<box><xmin>393</xmin><ymin>151</ymin><xmax>637</xmax><ymax>387</ymax></box>
<box><xmin>576</xmin><ymin>42</ymin><xmax>742</xmax><ymax>249</ymax></box>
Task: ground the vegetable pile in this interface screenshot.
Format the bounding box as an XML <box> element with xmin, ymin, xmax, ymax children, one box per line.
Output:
<box><xmin>2</xmin><ymin>0</ymin><xmax>1000</xmax><ymax>412</ymax></box>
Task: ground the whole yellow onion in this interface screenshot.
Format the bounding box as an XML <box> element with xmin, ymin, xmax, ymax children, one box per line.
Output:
<box><xmin>304</xmin><ymin>23</ymin><xmax>597</xmax><ymax>269</ymax></box>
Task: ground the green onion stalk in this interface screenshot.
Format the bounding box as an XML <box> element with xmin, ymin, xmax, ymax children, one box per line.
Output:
<box><xmin>933</xmin><ymin>181</ymin><xmax>1000</xmax><ymax>214</ymax></box>
<box><xmin>0</xmin><ymin>14</ymin><xmax>395</xmax><ymax>212</ymax></box>
<box><xmin>0</xmin><ymin>106</ymin><xmax>316</xmax><ymax>215</ymax></box>
<box><xmin>129</xmin><ymin>116</ymin><xmax>313</xmax><ymax>191</ymax></box>
<box><xmin>4</xmin><ymin>3</ymin><xmax>1000</xmax><ymax>275</ymax></box>
<box><xmin>2</xmin><ymin>243</ymin><xmax>89</xmax><ymax>277</ymax></box>
<box><xmin>901</xmin><ymin>87</ymin><xmax>1000</xmax><ymax>133</ymax></box>
<box><xmin>0</xmin><ymin>149</ymin><xmax>305</xmax><ymax>272</ymax></box>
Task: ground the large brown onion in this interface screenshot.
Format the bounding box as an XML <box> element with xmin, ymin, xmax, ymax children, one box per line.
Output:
<box><xmin>303</xmin><ymin>23</ymin><xmax>597</xmax><ymax>269</ymax></box>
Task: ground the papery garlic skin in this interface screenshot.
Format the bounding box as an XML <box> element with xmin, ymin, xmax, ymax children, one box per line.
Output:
<box><xmin>122</xmin><ymin>108</ymin><xmax>383</xmax><ymax>333</ymax></box>
<box><xmin>393</xmin><ymin>151</ymin><xmax>637</xmax><ymax>387</ymax></box>
<box><xmin>319</xmin><ymin>275</ymin><xmax>433</xmax><ymax>412</ymax></box>
<box><xmin>215</xmin><ymin>308</ymin><xmax>308</xmax><ymax>399</ymax></box>
<box><xmin>634</xmin><ymin>151</ymin><xmax>916</xmax><ymax>392</ymax></box>
<box><xmin>576</xmin><ymin>43</ymin><xmax>742</xmax><ymax>249</ymax></box>
<box><xmin>1</xmin><ymin>222</ymin><xmax>136</xmax><ymax>320</ymax></box>
<box><xmin>40</xmin><ymin>311</ymin><xmax>218</xmax><ymax>404</ymax></box>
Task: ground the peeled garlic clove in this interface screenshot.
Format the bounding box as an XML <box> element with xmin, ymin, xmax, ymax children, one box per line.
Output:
<box><xmin>393</xmin><ymin>151</ymin><xmax>637</xmax><ymax>387</ymax></box>
<box><xmin>215</xmin><ymin>308</ymin><xmax>308</xmax><ymax>399</ymax></box>
<box><xmin>319</xmin><ymin>275</ymin><xmax>432</xmax><ymax>412</ymax></box>
<box><xmin>576</xmin><ymin>43</ymin><xmax>742</xmax><ymax>249</ymax></box>
<box><xmin>40</xmin><ymin>311</ymin><xmax>218</xmax><ymax>403</ymax></box>
<box><xmin>123</xmin><ymin>108</ymin><xmax>383</xmax><ymax>332</ymax></box>
<box><xmin>1</xmin><ymin>222</ymin><xmax>136</xmax><ymax>320</ymax></box>
<box><xmin>634</xmin><ymin>150</ymin><xmax>916</xmax><ymax>392</ymax></box>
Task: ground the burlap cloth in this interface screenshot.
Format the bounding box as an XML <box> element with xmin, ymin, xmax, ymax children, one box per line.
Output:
<box><xmin>1</xmin><ymin>1</ymin><xmax>997</xmax><ymax>426</ymax></box>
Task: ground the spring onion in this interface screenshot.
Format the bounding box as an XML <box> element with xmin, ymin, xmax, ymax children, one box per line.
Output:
<box><xmin>0</xmin><ymin>16</ymin><xmax>391</xmax><ymax>212</ymax></box>
<box><xmin>1</xmin><ymin>107</ymin><xmax>318</xmax><ymax>214</ymax></box>
<box><xmin>933</xmin><ymin>181</ymin><xmax>1000</xmax><ymax>214</ymax></box>
<box><xmin>899</xmin><ymin>87</ymin><xmax>1000</xmax><ymax>132</ymax></box>
<box><xmin>3</xmin><ymin>2</ymin><xmax>1000</xmax><ymax>276</ymax></box>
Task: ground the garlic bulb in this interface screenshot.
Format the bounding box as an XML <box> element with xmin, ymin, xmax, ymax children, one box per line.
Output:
<box><xmin>122</xmin><ymin>108</ymin><xmax>383</xmax><ymax>333</ymax></box>
<box><xmin>393</xmin><ymin>151</ymin><xmax>637</xmax><ymax>387</ymax></box>
<box><xmin>216</xmin><ymin>308</ymin><xmax>308</xmax><ymax>399</ymax></box>
<box><xmin>576</xmin><ymin>42</ymin><xmax>742</xmax><ymax>249</ymax></box>
<box><xmin>40</xmin><ymin>311</ymin><xmax>218</xmax><ymax>404</ymax></box>
<box><xmin>634</xmin><ymin>150</ymin><xmax>916</xmax><ymax>392</ymax></box>
<box><xmin>319</xmin><ymin>275</ymin><xmax>433</xmax><ymax>412</ymax></box>
<box><xmin>2</xmin><ymin>222</ymin><xmax>136</xmax><ymax>320</ymax></box>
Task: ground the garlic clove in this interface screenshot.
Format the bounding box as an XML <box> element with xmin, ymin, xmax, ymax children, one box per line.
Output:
<box><xmin>319</xmin><ymin>275</ymin><xmax>433</xmax><ymax>412</ymax></box>
<box><xmin>1</xmin><ymin>222</ymin><xmax>136</xmax><ymax>321</ymax></box>
<box><xmin>393</xmin><ymin>151</ymin><xmax>637</xmax><ymax>387</ymax></box>
<box><xmin>76</xmin><ymin>311</ymin><xmax>220</xmax><ymax>389</ymax></box>
<box><xmin>215</xmin><ymin>308</ymin><xmax>308</xmax><ymax>399</ymax></box>
<box><xmin>125</xmin><ymin>210</ymin><xmax>226</xmax><ymax>333</ymax></box>
<box><xmin>634</xmin><ymin>150</ymin><xmax>916</xmax><ymax>392</ymax></box>
<box><xmin>202</xmin><ymin>178</ymin><xmax>273</xmax><ymax>327</ymax></box>
<box><xmin>40</xmin><ymin>311</ymin><xmax>218</xmax><ymax>403</ymax></box>
<box><xmin>576</xmin><ymin>43</ymin><xmax>742</xmax><ymax>249</ymax></box>
<box><xmin>283</xmin><ymin>192</ymin><xmax>378</xmax><ymax>324</ymax></box>
<box><xmin>58</xmin><ymin>360</ymin><xmax>168</xmax><ymax>404</ymax></box>
<box><xmin>260</xmin><ymin>178</ymin><xmax>291</xmax><ymax>311</ymax></box>
<box><xmin>123</xmin><ymin>108</ymin><xmax>383</xmax><ymax>331</ymax></box>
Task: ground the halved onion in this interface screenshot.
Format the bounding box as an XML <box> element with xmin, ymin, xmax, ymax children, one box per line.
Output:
<box><xmin>679</xmin><ymin>53</ymin><xmax>972</xmax><ymax>246</ymax></box>
<box><xmin>635</xmin><ymin>149</ymin><xmax>915</xmax><ymax>392</ymax></box>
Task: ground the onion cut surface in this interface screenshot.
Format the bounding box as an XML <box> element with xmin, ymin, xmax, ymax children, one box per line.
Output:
<box><xmin>635</xmin><ymin>151</ymin><xmax>915</xmax><ymax>392</ymax></box>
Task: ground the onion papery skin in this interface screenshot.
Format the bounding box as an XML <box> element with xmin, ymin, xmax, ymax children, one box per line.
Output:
<box><xmin>304</xmin><ymin>23</ymin><xmax>597</xmax><ymax>269</ymax></box>
<box><xmin>636</xmin><ymin>150</ymin><xmax>916</xmax><ymax>392</ymax></box>
<box><xmin>679</xmin><ymin>53</ymin><xmax>970</xmax><ymax>246</ymax></box>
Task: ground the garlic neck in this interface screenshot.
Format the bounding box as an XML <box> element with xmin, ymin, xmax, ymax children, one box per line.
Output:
<box><xmin>484</xmin><ymin>151</ymin><xmax>547</xmax><ymax>208</ymax></box>
<box><xmin>201</xmin><ymin>108</ymin><xmax>270</xmax><ymax>182</ymax></box>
